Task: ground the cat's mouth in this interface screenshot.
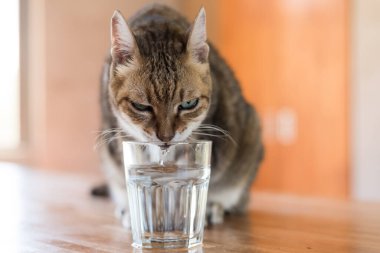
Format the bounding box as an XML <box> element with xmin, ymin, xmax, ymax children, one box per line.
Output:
<box><xmin>145</xmin><ymin>132</ymin><xmax>192</xmax><ymax>144</ymax></box>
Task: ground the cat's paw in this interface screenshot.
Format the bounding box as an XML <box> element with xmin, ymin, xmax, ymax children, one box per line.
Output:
<box><xmin>121</xmin><ymin>212</ymin><xmax>131</xmax><ymax>228</ymax></box>
<box><xmin>115</xmin><ymin>206</ymin><xmax>131</xmax><ymax>228</ymax></box>
<box><xmin>206</xmin><ymin>202</ymin><xmax>224</xmax><ymax>225</ymax></box>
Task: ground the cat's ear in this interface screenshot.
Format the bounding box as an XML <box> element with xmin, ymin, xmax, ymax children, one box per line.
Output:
<box><xmin>187</xmin><ymin>7</ymin><xmax>209</xmax><ymax>63</ymax></box>
<box><xmin>111</xmin><ymin>10</ymin><xmax>138</xmax><ymax>65</ymax></box>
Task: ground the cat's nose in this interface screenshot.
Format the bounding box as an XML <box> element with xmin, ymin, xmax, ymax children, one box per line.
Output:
<box><xmin>157</xmin><ymin>133</ymin><xmax>175</xmax><ymax>142</ymax></box>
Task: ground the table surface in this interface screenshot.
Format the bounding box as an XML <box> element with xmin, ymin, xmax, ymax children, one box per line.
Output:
<box><xmin>1</xmin><ymin>163</ymin><xmax>380</xmax><ymax>253</ymax></box>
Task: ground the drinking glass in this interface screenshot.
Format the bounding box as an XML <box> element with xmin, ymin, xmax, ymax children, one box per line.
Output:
<box><xmin>123</xmin><ymin>141</ymin><xmax>212</xmax><ymax>249</ymax></box>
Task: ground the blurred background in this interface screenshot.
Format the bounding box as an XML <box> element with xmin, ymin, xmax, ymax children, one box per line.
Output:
<box><xmin>0</xmin><ymin>0</ymin><xmax>379</xmax><ymax>201</ymax></box>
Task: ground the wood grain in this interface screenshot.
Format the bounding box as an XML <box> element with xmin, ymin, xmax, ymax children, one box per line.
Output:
<box><xmin>1</xmin><ymin>163</ymin><xmax>379</xmax><ymax>253</ymax></box>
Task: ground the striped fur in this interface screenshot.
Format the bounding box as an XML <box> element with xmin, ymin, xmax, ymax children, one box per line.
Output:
<box><xmin>99</xmin><ymin>4</ymin><xmax>263</xmax><ymax>224</ymax></box>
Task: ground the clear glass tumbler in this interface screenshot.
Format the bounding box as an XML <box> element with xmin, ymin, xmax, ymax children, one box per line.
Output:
<box><xmin>123</xmin><ymin>141</ymin><xmax>212</xmax><ymax>249</ymax></box>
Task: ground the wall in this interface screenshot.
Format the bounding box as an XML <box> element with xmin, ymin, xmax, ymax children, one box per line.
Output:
<box><xmin>26</xmin><ymin>0</ymin><xmax>179</xmax><ymax>171</ymax></box>
<box><xmin>352</xmin><ymin>0</ymin><xmax>380</xmax><ymax>201</ymax></box>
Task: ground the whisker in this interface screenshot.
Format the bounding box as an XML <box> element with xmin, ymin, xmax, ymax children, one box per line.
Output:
<box><xmin>192</xmin><ymin>131</ymin><xmax>237</xmax><ymax>146</ymax></box>
<box><xmin>93</xmin><ymin>128</ymin><xmax>131</xmax><ymax>150</ymax></box>
<box><xmin>192</xmin><ymin>132</ymin><xmax>225</xmax><ymax>138</ymax></box>
<box><xmin>198</xmin><ymin>126</ymin><xmax>230</xmax><ymax>136</ymax></box>
<box><xmin>94</xmin><ymin>128</ymin><xmax>125</xmax><ymax>140</ymax></box>
<box><xmin>93</xmin><ymin>128</ymin><xmax>124</xmax><ymax>134</ymax></box>
<box><xmin>196</xmin><ymin>124</ymin><xmax>237</xmax><ymax>146</ymax></box>
<box><xmin>198</xmin><ymin>126</ymin><xmax>229</xmax><ymax>134</ymax></box>
<box><xmin>187</xmin><ymin>136</ymin><xmax>197</xmax><ymax>142</ymax></box>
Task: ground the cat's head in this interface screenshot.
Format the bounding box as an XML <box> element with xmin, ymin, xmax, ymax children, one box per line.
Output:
<box><xmin>108</xmin><ymin>8</ymin><xmax>211</xmax><ymax>143</ymax></box>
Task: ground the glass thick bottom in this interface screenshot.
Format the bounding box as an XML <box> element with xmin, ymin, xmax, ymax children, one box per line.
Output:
<box><xmin>127</xmin><ymin>166</ymin><xmax>210</xmax><ymax>249</ymax></box>
<box><xmin>132</xmin><ymin>231</ymin><xmax>203</xmax><ymax>249</ymax></box>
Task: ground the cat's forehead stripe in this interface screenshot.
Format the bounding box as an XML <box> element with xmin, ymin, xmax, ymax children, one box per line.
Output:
<box><xmin>145</xmin><ymin>58</ymin><xmax>178</xmax><ymax>102</ymax></box>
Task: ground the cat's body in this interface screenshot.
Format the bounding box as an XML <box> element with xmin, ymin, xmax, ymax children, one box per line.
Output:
<box><xmin>98</xmin><ymin>4</ymin><xmax>263</xmax><ymax>224</ymax></box>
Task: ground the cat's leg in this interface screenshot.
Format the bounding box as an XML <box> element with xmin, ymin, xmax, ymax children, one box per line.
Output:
<box><xmin>231</xmin><ymin>146</ymin><xmax>263</xmax><ymax>213</ymax></box>
<box><xmin>110</xmin><ymin>180</ymin><xmax>130</xmax><ymax>228</ymax></box>
<box><xmin>227</xmin><ymin>109</ymin><xmax>263</xmax><ymax>213</ymax></box>
<box><xmin>207</xmin><ymin>155</ymin><xmax>261</xmax><ymax>217</ymax></box>
<box><xmin>206</xmin><ymin>202</ymin><xmax>224</xmax><ymax>225</ymax></box>
<box><xmin>100</xmin><ymin>145</ymin><xmax>130</xmax><ymax>228</ymax></box>
<box><xmin>208</xmin><ymin>109</ymin><xmax>263</xmax><ymax>216</ymax></box>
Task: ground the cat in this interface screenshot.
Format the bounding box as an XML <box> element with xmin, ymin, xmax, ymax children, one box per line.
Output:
<box><xmin>95</xmin><ymin>4</ymin><xmax>264</xmax><ymax>225</ymax></box>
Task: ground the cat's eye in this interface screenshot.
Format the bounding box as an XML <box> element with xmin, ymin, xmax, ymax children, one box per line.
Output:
<box><xmin>131</xmin><ymin>102</ymin><xmax>152</xmax><ymax>112</ymax></box>
<box><xmin>179</xmin><ymin>98</ymin><xmax>199</xmax><ymax>110</ymax></box>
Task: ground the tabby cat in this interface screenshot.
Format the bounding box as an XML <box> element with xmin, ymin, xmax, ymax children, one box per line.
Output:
<box><xmin>97</xmin><ymin>4</ymin><xmax>264</xmax><ymax>225</ymax></box>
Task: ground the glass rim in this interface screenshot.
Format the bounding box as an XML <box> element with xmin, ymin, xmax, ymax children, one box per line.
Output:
<box><xmin>122</xmin><ymin>140</ymin><xmax>212</xmax><ymax>146</ymax></box>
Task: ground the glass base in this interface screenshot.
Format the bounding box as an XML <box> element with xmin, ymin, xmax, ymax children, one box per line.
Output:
<box><xmin>132</xmin><ymin>233</ymin><xmax>203</xmax><ymax>249</ymax></box>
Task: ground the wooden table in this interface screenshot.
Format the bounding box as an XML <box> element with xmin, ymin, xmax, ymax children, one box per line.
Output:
<box><xmin>1</xmin><ymin>163</ymin><xmax>379</xmax><ymax>253</ymax></box>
